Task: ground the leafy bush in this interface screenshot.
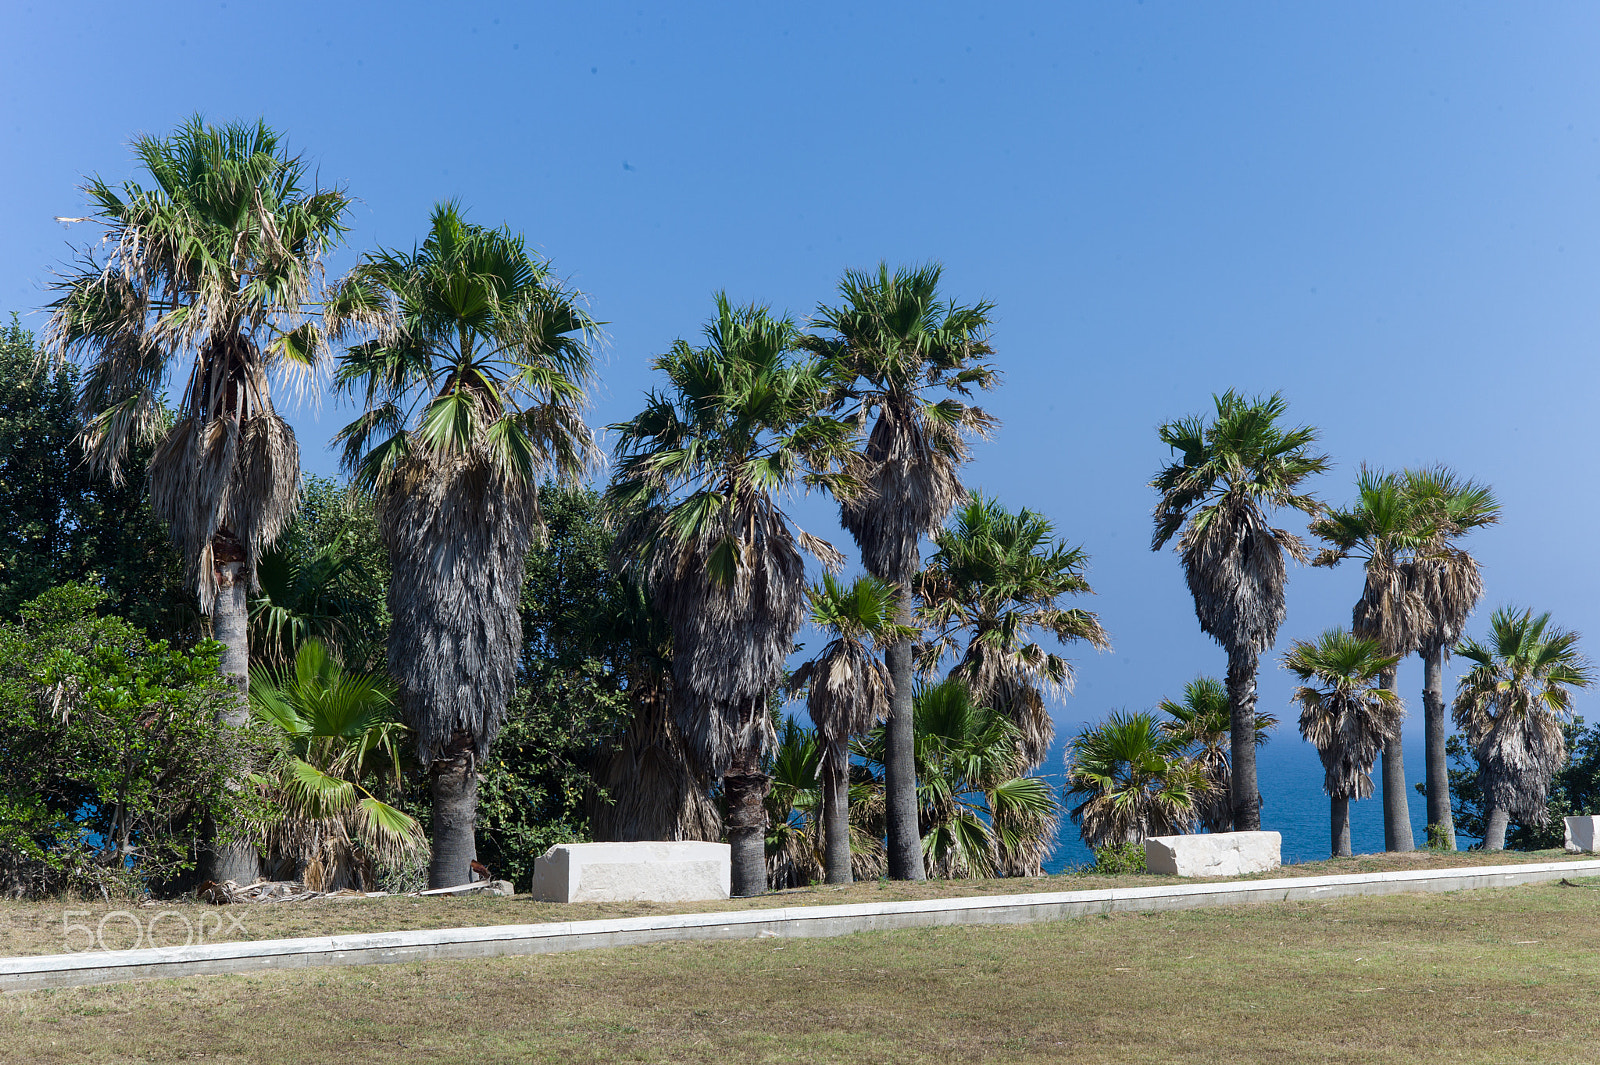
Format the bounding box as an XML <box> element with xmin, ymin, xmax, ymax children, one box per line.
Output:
<box><xmin>1092</xmin><ymin>840</ymin><xmax>1148</xmax><ymax>875</ymax></box>
<box><xmin>0</xmin><ymin>584</ymin><xmax>265</xmax><ymax>897</ymax></box>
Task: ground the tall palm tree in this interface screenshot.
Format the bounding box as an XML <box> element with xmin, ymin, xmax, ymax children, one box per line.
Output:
<box><xmin>1283</xmin><ymin>630</ymin><xmax>1405</xmax><ymax>857</ymax></box>
<box><xmin>791</xmin><ymin>574</ymin><xmax>912</xmax><ymax>884</ymax></box>
<box><xmin>249</xmin><ymin>639</ymin><xmax>426</xmax><ymax>889</ymax></box>
<box><xmin>1150</xmin><ymin>390</ymin><xmax>1329</xmax><ymax>831</ymax></box>
<box><xmin>917</xmin><ymin>492</ymin><xmax>1109</xmax><ymax>771</ymax></box>
<box><xmin>329</xmin><ymin>203</ymin><xmax>597</xmax><ymax>888</ymax></box>
<box><xmin>805</xmin><ymin>262</ymin><xmax>999</xmax><ymax>881</ymax></box>
<box><xmin>1453</xmin><ymin>608</ymin><xmax>1594</xmax><ymax>851</ymax></box>
<box><xmin>1064</xmin><ymin>710</ymin><xmax>1212</xmax><ymax>850</ymax></box>
<box><xmin>1401</xmin><ymin>467</ymin><xmax>1499</xmax><ymax>849</ymax></box>
<box><xmin>861</xmin><ymin>679</ymin><xmax>1060</xmax><ymax>878</ymax></box>
<box><xmin>1311</xmin><ymin>467</ymin><xmax>1436</xmax><ymax>852</ymax></box>
<box><xmin>608</xmin><ymin>296</ymin><xmax>856</xmax><ymax>896</ymax></box>
<box><xmin>46</xmin><ymin>117</ymin><xmax>352</xmax><ymax>883</ymax></box>
<box><xmin>1157</xmin><ymin>676</ymin><xmax>1277</xmax><ymax>833</ymax></box>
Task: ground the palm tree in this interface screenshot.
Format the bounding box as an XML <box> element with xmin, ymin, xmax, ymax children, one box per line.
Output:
<box><xmin>861</xmin><ymin>679</ymin><xmax>1060</xmax><ymax>877</ymax></box>
<box><xmin>1401</xmin><ymin>467</ymin><xmax>1499</xmax><ymax>849</ymax></box>
<box><xmin>608</xmin><ymin>296</ymin><xmax>856</xmax><ymax>896</ymax></box>
<box><xmin>791</xmin><ymin>574</ymin><xmax>912</xmax><ymax>884</ymax></box>
<box><xmin>763</xmin><ymin>716</ymin><xmax>890</xmax><ymax>889</ymax></box>
<box><xmin>1150</xmin><ymin>390</ymin><xmax>1329</xmax><ymax>831</ymax></box>
<box><xmin>329</xmin><ymin>203</ymin><xmax>597</xmax><ymax>888</ymax></box>
<box><xmin>249</xmin><ymin>639</ymin><xmax>426</xmax><ymax>889</ymax></box>
<box><xmin>1157</xmin><ymin>676</ymin><xmax>1277</xmax><ymax>833</ymax></box>
<box><xmin>46</xmin><ymin>117</ymin><xmax>352</xmax><ymax>883</ymax></box>
<box><xmin>1283</xmin><ymin>630</ymin><xmax>1405</xmax><ymax>857</ymax></box>
<box><xmin>1064</xmin><ymin>710</ymin><xmax>1212</xmax><ymax>850</ymax></box>
<box><xmin>1453</xmin><ymin>608</ymin><xmax>1594</xmax><ymax>851</ymax></box>
<box><xmin>1311</xmin><ymin>467</ymin><xmax>1436</xmax><ymax>852</ymax></box>
<box><xmin>805</xmin><ymin>262</ymin><xmax>1000</xmax><ymax>881</ymax></box>
<box><xmin>917</xmin><ymin>492</ymin><xmax>1109</xmax><ymax>771</ymax></box>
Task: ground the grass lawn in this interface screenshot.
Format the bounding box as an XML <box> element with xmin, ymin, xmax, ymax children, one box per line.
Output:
<box><xmin>0</xmin><ymin>847</ymin><xmax>1591</xmax><ymax>958</ymax></box>
<box><xmin>3</xmin><ymin>867</ymin><xmax>1600</xmax><ymax>1063</ymax></box>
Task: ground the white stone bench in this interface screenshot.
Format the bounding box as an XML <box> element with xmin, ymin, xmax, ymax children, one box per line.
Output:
<box><xmin>1565</xmin><ymin>816</ymin><xmax>1600</xmax><ymax>853</ymax></box>
<box><xmin>1144</xmin><ymin>831</ymin><xmax>1282</xmax><ymax>877</ymax></box>
<box><xmin>530</xmin><ymin>841</ymin><xmax>730</xmax><ymax>903</ymax></box>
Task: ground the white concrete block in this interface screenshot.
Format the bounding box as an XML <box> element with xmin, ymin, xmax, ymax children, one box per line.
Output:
<box><xmin>1144</xmin><ymin>831</ymin><xmax>1282</xmax><ymax>877</ymax></box>
<box><xmin>1564</xmin><ymin>816</ymin><xmax>1600</xmax><ymax>853</ymax></box>
<box><xmin>530</xmin><ymin>842</ymin><xmax>730</xmax><ymax>903</ymax></box>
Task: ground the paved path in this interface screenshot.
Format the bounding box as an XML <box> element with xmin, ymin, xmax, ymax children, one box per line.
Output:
<box><xmin>5</xmin><ymin>858</ymin><xmax>1597</xmax><ymax>992</ymax></box>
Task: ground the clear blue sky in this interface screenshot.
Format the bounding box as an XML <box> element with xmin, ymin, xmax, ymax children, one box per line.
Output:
<box><xmin>5</xmin><ymin>2</ymin><xmax>1599</xmax><ymax>750</ymax></box>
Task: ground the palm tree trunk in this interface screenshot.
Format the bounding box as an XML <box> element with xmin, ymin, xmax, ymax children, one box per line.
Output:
<box><xmin>1379</xmin><ymin>669</ymin><xmax>1415</xmax><ymax>852</ymax></box>
<box><xmin>1330</xmin><ymin>796</ymin><xmax>1352</xmax><ymax>857</ymax></box>
<box><xmin>823</xmin><ymin>750</ymin><xmax>853</xmax><ymax>885</ymax></box>
<box><xmin>1482</xmin><ymin>804</ymin><xmax>1511</xmax><ymax>851</ymax></box>
<box><xmin>1224</xmin><ymin>649</ymin><xmax>1261</xmax><ymax>832</ymax></box>
<box><xmin>428</xmin><ymin>754</ymin><xmax>478</xmax><ymax>889</ymax></box>
<box><xmin>884</xmin><ymin>590</ymin><xmax>925</xmax><ymax>880</ymax></box>
<box><xmin>724</xmin><ymin>744</ymin><xmax>770</xmax><ymax>896</ymax></box>
<box><xmin>207</xmin><ymin>555</ymin><xmax>261</xmax><ymax>885</ymax></box>
<box><xmin>1421</xmin><ymin>646</ymin><xmax>1456</xmax><ymax>849</ymax></box>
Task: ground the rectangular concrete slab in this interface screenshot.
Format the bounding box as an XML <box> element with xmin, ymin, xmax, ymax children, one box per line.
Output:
<box><xmin>1144</xmin><ymin>831</ymin><xmax>1282</xmax><ymax>877</ymax></box>
<box><xmin>530</xmin><ymin>841</ymin><xmax>730</xmax><ymax>903</ymax></box>
<box><xmin>1565</xmin><ymin>816</ymin><xmax>1600</xmax><ymax>852</ymax></box>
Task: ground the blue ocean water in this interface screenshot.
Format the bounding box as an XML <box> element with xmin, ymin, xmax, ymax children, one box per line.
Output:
<box><xmin>1041</xmin><ymin>735</ymin><xmax>1446</xmax><ymax>873</ymax></box>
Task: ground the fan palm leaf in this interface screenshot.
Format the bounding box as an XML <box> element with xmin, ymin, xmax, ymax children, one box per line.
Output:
<box><xmin>1064</xmin><ymin>710</ymin><xmax>1213</xmax><ymax>850</ymax></box>
<box><xmin>1157</xmin><ymin>676</ymin><xmax>1276</xmax><ymax>832</ymax></box>
<box><xmin>249</xmin><ymin>639</ymin><xmax>425</xmax><ymax>889</ymax></box>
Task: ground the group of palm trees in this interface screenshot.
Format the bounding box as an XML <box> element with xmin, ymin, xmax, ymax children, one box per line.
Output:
<box><xmin>42</xmin><ymin>117</ymin><xmax>1589</xmax><ymax>895</ymax></box>
<box><xmin>1074</xmin><ymin>392</ymin><xmax>1592</xmax><ymax>858</ymax></box>
<box><xmin>48</xmin><ymin>117</ymin><xmax>1098</xmax><ymax>894</ymax></box>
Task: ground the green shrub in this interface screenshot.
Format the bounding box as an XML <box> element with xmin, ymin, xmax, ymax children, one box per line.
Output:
<box><xmin>0</xmin><ymin>584</ymin><xmax>265</xmax><ymax>897</ymax></box>
<box><xmin>1092</xmin><ymin>840</ymin><xmax>1148</xmax><ymax>875</ymax></box>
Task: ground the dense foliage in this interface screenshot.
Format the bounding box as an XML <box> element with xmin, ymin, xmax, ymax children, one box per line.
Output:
<box><xmin>0</xmin><ymin>585</ymin><xmax>261</xmax><ymax>896</ymax></box>
<box><xmin>0</xmin><ymin>316</ymin><xmax>187</xmax><ymax>634</ymax></box>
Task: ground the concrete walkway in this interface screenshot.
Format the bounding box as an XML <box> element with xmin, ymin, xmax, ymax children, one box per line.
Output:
<box><xmin>5</xmin><ymin>858</ymin><xmax>1597</xmax><ymax>992</ymax></box>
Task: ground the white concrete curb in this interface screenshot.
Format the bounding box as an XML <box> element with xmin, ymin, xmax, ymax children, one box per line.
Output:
<box><xmin>5</xmin><ymin>858</ymin><xmax>1597</xmax><ymax>992</ymax></box>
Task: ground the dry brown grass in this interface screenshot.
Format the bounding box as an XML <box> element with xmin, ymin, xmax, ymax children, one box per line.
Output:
<box><xmin>0</xmin><ymin>847</ymin><xmax>1589</xmax><ymax>959</ymax></box>
<box><xmin>4</xmin><ymin>875</ymin><xmax>1599</xmax><ymax>1064</ymax></box>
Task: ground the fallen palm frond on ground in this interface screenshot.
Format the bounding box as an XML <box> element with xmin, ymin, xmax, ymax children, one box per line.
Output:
<box><xmin>193</xmin><ymin>877</ymin><xmax>511</xmax><ymax>905</ymax></box>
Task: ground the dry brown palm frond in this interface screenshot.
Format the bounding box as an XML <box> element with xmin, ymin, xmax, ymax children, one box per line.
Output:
<box><xmin>1408</xmin><ymin>549</ymin><xmax>1484</xmax><ymax>655</ymax></box>
<box><xmin>1351</xmin><ymin>553</ymin><xmax>1431</xmax><ymax>657</ymax></box>
<box><xmin>629</xmin><ymin>486</ymin><xmax>810</xmax><ymax>779</ymax></box>
<box><xmin>380</xmin><ymin>451</ymin><xmax>535</xmax><ymax>766</ymax></box>
<box><xmin>586</xmin><ymin>679</ymin><xmax>722</xmax><ymax>843</ymax></box>
<box><xmin>1178</xmin><ymin>491</ymin><xmax>1291</xmax><ymax>657</ymax></box>
<box><xmin>800</xmin><ymin>638</ymin><xmax>894</xmax><ymax>775</ymax></box>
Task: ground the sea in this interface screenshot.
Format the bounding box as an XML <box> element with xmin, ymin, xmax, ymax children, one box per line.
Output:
<box><xmin>1040</xmin><ymin>734</ymin><xmax>1449</xmax><ymax>873</ymax></box>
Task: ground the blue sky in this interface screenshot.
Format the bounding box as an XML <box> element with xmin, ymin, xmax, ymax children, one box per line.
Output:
<box><xmin>5</xmin><ymin>1</ymin><xmax>1600</xmax><ymax>755</ymax></box>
